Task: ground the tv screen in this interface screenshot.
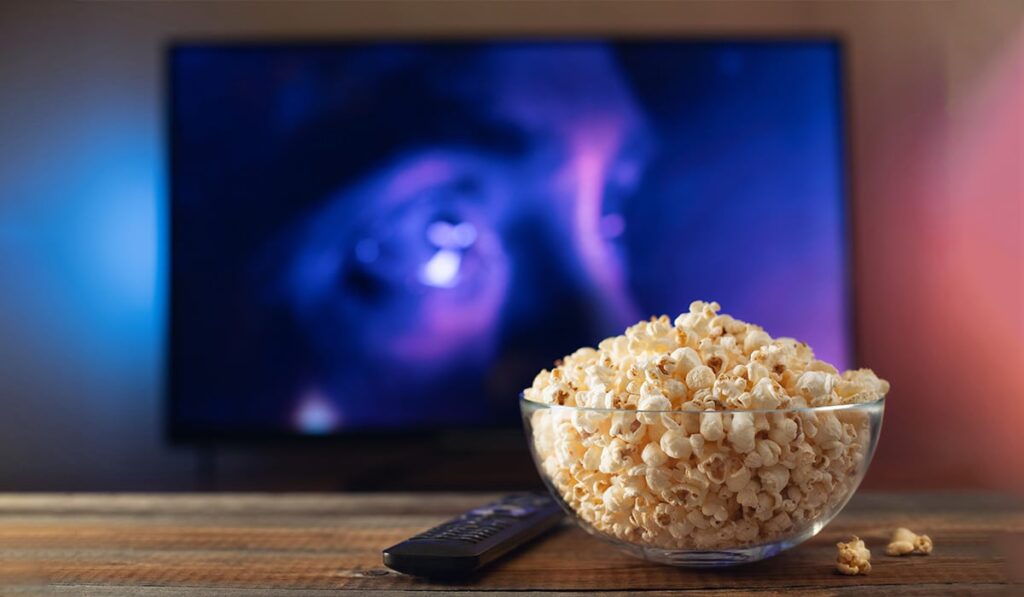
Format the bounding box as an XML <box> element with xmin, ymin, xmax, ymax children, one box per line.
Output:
<box><xmin>169</xmin><ymin>40</ymin><xmax>850</xmax><ymax>438</ymax></box>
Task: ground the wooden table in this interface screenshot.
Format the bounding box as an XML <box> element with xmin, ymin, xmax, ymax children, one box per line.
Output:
<box><xmin>1</xmin><ymin>492</ymin><xmax>1020</xmax><ymax>595</ymax></box>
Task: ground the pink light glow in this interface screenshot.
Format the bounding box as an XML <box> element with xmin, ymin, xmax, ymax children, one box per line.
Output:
<box><xmin>934</xmin><ymin>24</ymin><xmax>1024</xmax><ymax>491</ymax></box>
<box><xmin>565</xmin><ymin>125</ymin><xmax>641</xmax><ymax>327</ymax></box>
<box><xmin>486</xmin><ymin>46</ymin><xmax>649</xmax><ymax>330</ymax></box>
<box><xmin>861</xmin><ymin>21</ymin><xmax>1024</xmax><ymax>492</ymax></box>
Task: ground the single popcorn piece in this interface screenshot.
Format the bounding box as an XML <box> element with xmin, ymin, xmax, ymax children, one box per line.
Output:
<box><xmin>522</xmin><ymin>301</ymin><xmax>889</xmax><ymax>552</ymax></box>
<box><xmin>836</xmin><ymin>536</ymin><xmax>872</xmax><ymax>575</ymax></box>
<box><xmin>886</xmin><ymin>527</ymin><xmax>933</xmax><ymax>556</ymax></box>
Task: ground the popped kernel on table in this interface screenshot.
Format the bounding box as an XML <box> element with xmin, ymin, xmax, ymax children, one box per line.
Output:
<box><xmin>887</xmin><ymin>526</ymin><xmax>934</xmax><ymax>556</ymax></box>
<box><xmin>836</xmin><ymin>535</ymin><xmax>873</xmax><ymax>575</ymax></box>
<box><xmin>1</xmin><ymin>492</ymin><xmax>1020</xmax><ymax>595</ymax></box>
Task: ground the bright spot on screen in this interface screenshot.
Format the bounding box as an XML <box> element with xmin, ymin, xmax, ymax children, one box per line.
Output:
<box><xmin>420</xmin><ymin>220</ymin><xmax>476</xmax><ymax>288</ymax></box>
<box><xmin>426</xmin><ymin>220</ymin><xmax>477</xmax><ymax>249</ymax></box>
<box><xmin>450</xmin><ymin>222</ymin><xmax>477</xmax><ymax>247</ymax></box>
<box><xmin>419</xmin><ymin>249</ymin><xmax>461</xmax><ymax>288</ymax></box>
<box><xmin>293</xmin><ymin>391</ymin><xmax>341</xmax><ymax>434</ymax></box>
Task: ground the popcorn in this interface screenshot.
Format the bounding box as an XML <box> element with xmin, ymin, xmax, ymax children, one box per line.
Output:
<box><xmin>599</xmin><ymin>438</ymin><xmax>634</xmax><ymax>473</ymax></box>
<box><xmin>523</xmin><ymin>302</ymin><xmax>888</xmax><ymax>551</ymax></box>
<box><xmin>699</xmin><ymin>412</ymin><xmax>725</xmax><ymax>441</ymax></box>
<box><xmin>686</xmin><ymin>365</ymin><xmax>716</xmax><ymax>391</ymax></box>
<box><xmin>886</xmin><ymin>527</ymin><xmax>933</xmax><ymax>556</ymax></box>
<box><xmin>743</xmin><ymin>329</ymin><xmax>771</xmax><ymax>354</ymax></box>
<box><xmin>795</xmin><ymin>371</ymin><xmax>836</xmax><ymax>406</ymax></box>
<box><xmin>836</xmin><ymin>536</ymin><xmax>872</xmax><ymax>575</ymax></box>
<box><xmin>727</xmin><ymin>412</ymin><xmax>756</xmax><ymax>453</ymax></box>
<box><xmin>660</xmin><ymin>428</ymin><xmax>692</xmax><ymax>459</ymax></box>
<box><xmin>641</xmin><ymin>442</ymin><xmax>669</xmax><ymax>467</ymax></box>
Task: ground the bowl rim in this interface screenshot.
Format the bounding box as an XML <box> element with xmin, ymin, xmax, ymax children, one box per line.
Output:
<box><xmin>518</xmin><ymin>392</ymin><xmax>885</xmax><ymax>415</ymax></box>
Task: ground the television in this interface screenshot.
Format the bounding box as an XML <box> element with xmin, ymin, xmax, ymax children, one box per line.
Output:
<box><xmin>168</xmin><ymin>39</ymin><xmax>851</xmax><ymax>440</ymax></box>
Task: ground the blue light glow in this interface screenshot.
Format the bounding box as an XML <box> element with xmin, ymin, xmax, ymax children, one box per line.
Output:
<box><xmin>293</xmin><ymin>390</ymin><xmax>342</xmax><ymax>434</ymax></box>
<box><xmin>0</xmin><ymin>109</ymin><xmax>164</xmax><ymax>376</ymax></box>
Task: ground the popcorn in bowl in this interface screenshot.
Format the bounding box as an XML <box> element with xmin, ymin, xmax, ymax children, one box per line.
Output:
<box><xmin>520</xmin><ymin>301</ymin><xmax>888</xmax><ymax>566</ymax></box>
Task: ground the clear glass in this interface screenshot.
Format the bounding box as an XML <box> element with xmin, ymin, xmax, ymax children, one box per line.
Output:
<box><xmin>520</xmin><ymin>395</ymin><xmax>884</xmax><ymax>567</ymax></box>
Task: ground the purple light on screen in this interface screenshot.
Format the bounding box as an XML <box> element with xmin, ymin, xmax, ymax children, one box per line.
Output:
<box><xmin>382</xmin><ymin>156</ymin><xmax>454</xmax><ymax>206</ymax></box>
<box><xmin>483</xmin><ymin>45</ymin><xmax>652</xmax><ymax>331</ymax></box>
<box><xmin>600</xmin><ymin>213</ymin><xmax>626</xmax><ymax>239</ymax></box>
<box><xmin>389</xmin><ymin>208</ymin><xmax>509</xmax><ymax>361</ymax></box>
<box><xmin>563</xmin><ymin>123</ymin><xmax>643</xmax><ymax>327</ymax></box>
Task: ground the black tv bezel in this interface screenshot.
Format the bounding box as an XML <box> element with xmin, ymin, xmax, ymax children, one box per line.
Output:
<box><xmin>164</xmin><ymin>35</ymin><xmax>856</xmax><ymax>445</ymax></box>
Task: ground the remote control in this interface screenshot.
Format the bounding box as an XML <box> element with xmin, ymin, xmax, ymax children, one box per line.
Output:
<box><xmin>382</xmin><ymin>492</ymin><xmax>564</xmax><ymax>577</ymax></box>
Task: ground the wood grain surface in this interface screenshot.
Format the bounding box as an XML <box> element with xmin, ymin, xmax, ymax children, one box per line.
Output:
<box><xmin>0</xmin><ymin>492</ymin><xmax>1021</xmax><ymax>595</ymax></box>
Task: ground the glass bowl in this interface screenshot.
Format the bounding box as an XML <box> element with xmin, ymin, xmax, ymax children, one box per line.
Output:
<box><xmin>520</xmin><ymin>394</ymin><xmax>884</xmax><ymax>567</ymax></box>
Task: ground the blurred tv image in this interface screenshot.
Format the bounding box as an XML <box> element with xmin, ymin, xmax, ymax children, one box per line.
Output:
<box><xmin>169</xmin><ymin>40</ymin><xmax>850</xmax><ymax>437</ymax></box>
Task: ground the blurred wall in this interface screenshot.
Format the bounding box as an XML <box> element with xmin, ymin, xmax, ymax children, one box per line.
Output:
<box><xmin>0</xmin><ymin>0</ymin><xmax>1020</xmax><ymax>491</ymax></box>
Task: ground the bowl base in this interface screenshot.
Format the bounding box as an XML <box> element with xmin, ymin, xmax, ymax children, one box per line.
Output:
<box><xmin>632</xmin><ymin>543</ymin><xmax>785</xmax><ymax>567</ymax></box>
<box><xmin>609</xmin><ymin>529</ymin><xmax>816</xmax><ymax>567</ymax></box>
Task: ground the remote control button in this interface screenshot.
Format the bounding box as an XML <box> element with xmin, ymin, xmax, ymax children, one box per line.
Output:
<box><xmin>508</xmin><ymin>495</ymin><xmax>555</xmax><ymax>508</ymax></box>
<box><xmin>468</xmin><ymin>505</ymin><xmax>534</xmax><ymax>518</ymax></box>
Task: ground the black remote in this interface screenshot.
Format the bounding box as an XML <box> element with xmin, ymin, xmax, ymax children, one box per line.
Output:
<box><xmin>382</xmin><ymin>492</ymin><xmax>564</xmax><ymax>577</ymax></box>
